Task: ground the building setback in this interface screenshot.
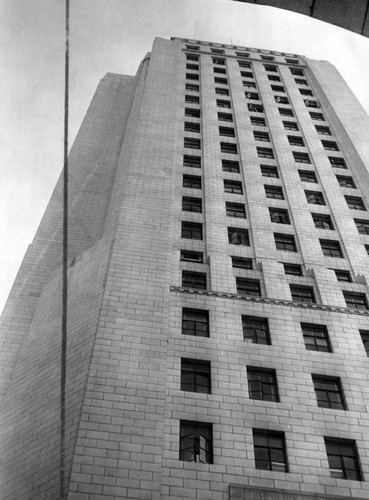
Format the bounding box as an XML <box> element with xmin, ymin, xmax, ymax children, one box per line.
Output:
<box><xmin>1</xmin><ymin>36</ymin><xmax>369</xmax><ymax>499</ymax></box>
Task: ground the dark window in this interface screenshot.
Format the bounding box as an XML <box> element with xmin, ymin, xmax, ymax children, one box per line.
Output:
<box><xmin>236</xmin><ymin>51</ymin><xmax>250</xmax><ymax>58</ymax></box>
<box><xmin>310</xmin><ymin>112</ymin><xmax>325</xmax><ymax>121</ymax></box>
<box><xmin>231</xmin><ymin>256</ymin><xmax>252</xmax><ymax>269</ymax></box>
<box><xmin>290</xmin><ymin>67</ymin><xmax>304</xmax><ymax>76</ymax></box>
<box><xmin>186</xmin><ymin>54</ymin><xmax>199</xmax><ymax>61</ymax></box>
<box><xmin>224</xmin><ymin>180</ymin><xmax>243</xmax><ymax>194</ymax></box>
<box><xmin>312</xmin><ymin>213</ymin><xmax>334</xmax><ymax>230</ymax></box>
<box><xmin>283</xmin><ymin>263</ymin><xmax>302</xmax><ymax>276</ymax></box>
<box><xmin>365</xmin><ymin>244</ymin><xmax>369</xmax><ymax>255</ymax></box>
<box><xmin>257</xmin><ymin>147</ymin><xmax>274</xmax><ymax>159</ymax></box>
<box><xmin>179</xmin><ymin>421</ymin><xmax>213</xmax><ymax>464</ymax></box>
<box><xmin>251</xmin><ymin>116</ymin><xmax>266</xmax><ymax>127</ymax></box>
<box><xmin>336</xmin><ymin>175</ymin><xmax>356</xmax><ymax>188</ymax></box>
<box><xmin>226</xmin><ymin>202</ymin><xmax>246</xmax><ymax>218</ymax></box>
<box><xmin>293</xmin><ymin>152</ymin><xmax>311</xmax><ymax>163</ymax></box>
<box><xmin>222</xmin><ymin>159</ymin><xmax>240</xmax><ymax>173</ymax></box>
<box><xmin>218</xmin><ymin>112</ymin><xmax>233</xmax><ymax>122</ymax></box>
<box><xmin>254</xmin><ymin>131</ymin><xmax>270</xmax><ymax>142</ymax></box>
<box><xmin>185</xmin><ymin>45</ymin><xmax>199</xmax><ymax>51</ymax></box>
<box><xmin>320</xmin><ymin>239</ymin><xmax>343</xmax><ymax>258</ymax></box>
<box><xmin>295</xmin><ymin>78</ymin><xmax>308</xmax><ymax>85</ymax></box>
<box><xmin>271</xmin><ymin>85</ymin><xmax>285</xmax><ymax>92</ymax></box>
<box><xmin>221</xmin><ymin>142</ymin><xmax>238</xmax><ymax>154</ymax></box>
<box><xmin>290</xmin><ymin>285</ymin><xmax>315</xmax><ymax>304</ymax></box>
<box><xmin>301</xmin><ymin>323</ymin><xmax>331</xmax><ymax>352</ymax></box>
<box><xmin>325</xmin><ymin>438</ymin><xmax>361</xmax><ymax>481</ymax></box>
<box><xmin>228</xmin><ymin>227</ymin><xmax>250</xmax><ymax>246</ymax></box>
<box><xmin>299</xmin><ymin>88</ymin><xmax>313</xmax><ymax>96</ymax></box>
<box><xmin>211</xmin><ymin>48</ymin><xmax>224</xmax><ymax>54</ymax></box>
<box><xmin>242</xmin><ymin>316</ymin><xmax>271</xmax><ymax>344</ymax></box>
<box><xmin>241</xmin><ymin>72</ymin><xmax>254</xmax><ymax>79</ymax></box>
<box><xmin>180</xmin><ymin>250</ymin><xmax>203</xmax><ymax>263</ymax></box>
<box><xmin>343</xmin><ymin>292</ymin><xmax>368</xmax><ymax>310</ymax></box>
<box><xmin>186</xmin><ymin>63</ymin><xmax>199</xmax><ymax>71</ymax></box>
<box><xmin>184</xmin><ymin>122</ymin><xmax>200</xmax><ymax>133</ymax></box>
<box><xmin>182</xmin><ymin>308</ymin><xmax>209</xmax><ymax>337</ymax></box>
<box><xmin>355</xmin><ymin>219</ymin><xmax>369</xmax><ymax>235</ymax></box>
<box><xmin>185</xmin><ymin>95</ymin><xmax>200</xmax><ymax>105</ymax></box>
<box><xmin>268</xmin><ymin>74</ymin><xmax>281</xmax><ymax>82</ymax></box>
<box><xmin>274</xmin><ymin>233</ymin><xmax>296</xmax><ymax>252</ymax></box>
<box><xmin>265</xmin><ymin>185</ymin><xmax>284</xmax><ymax>199</ymax></box>
<box><xmin>315</xmin><ymin>125</ymin><xmax>331</xmax><ymax>135</ymax></box>
<box><xmin>279</xmin><ymin>108</ymin><xmax>294</xmax><ymax>117</ymax></box>
<box><xmin>312</xmin><ymin>375</ymin><xmax>346</xmax><ymax>410</ymax></box>
<box><xmin>184</xmin><ymin>138</ymin><xmax>201</xmax><ymax>150</ymax></box>
<box><xmin>248</xmin><ymin>367</ymin><xmax>279</xmax><ymax>402</ymax></box>
<box><xmin>215</xmin><ymin>87</ymin><xmax>229</xmax><ymax>95</ymax></box>
<box><xmin>332</xmin><ymin>269</ymin><xmax>351</xmax><ymax>282</ymax></box>
<box><xmin>261</xmin><ymin>55</ymin><xmax>275</xmax><ymax>61</ymax></box>
<box><xmin>182</xmin><ymin>271</ymin><xmax>206</xmax><ymax>290</ymax></box>
<box><xmin>219</xmin><ymin>126</ymin><xmax>235</xmax><ymax>137</ymax></box>
<box><xmin>253</xmin><ymin>430</ymin><xmax>287</xmax><ymax>472</ymax></box>
<box><xmin>236</xmin><ymin>278</ymin><xmax>261</xmax><ymax>297</ymax></box>
<box><xmin>214</xmin><ymin>66</ymin><xmax>226</xmax><ymax>74</ymax></box>
<box><xmin>269</xmin><ymin>208</ymin><xmax>290</xmax><ymax>224</ymax></box>
<box><xmin>186</xmin><ymin>73</ymin><xmax>199</xmax><ymax>81</ymax></box>
<box><xmin>238</xmin><ymin>60</ymin><xmax>251</xmax><ymax>68</ymax></box>
<box><xmin>183</xmin><ymin>175</ymin><xmax>201</xmax><ymax>189</ymax></box>
<box><xmin>288</xmin><ymin>135</ymin><xmax>305</xmax><ymax>147</ymax></box>
<box><xmin>185</xmin><ymin>83</ymin><xmax>199</xmax><ymax>92</ymax></box>
<box><xmin>274</xmin><ymin>96</ymin><xmax>289</xmax><ymax>105</ymax></box>
<box><xmin>245</xmin><ymin>91</ymin><xmax>259</xmax><ymax>100</ymax></box>
<box><xmin>304</xmin><ymin>100</ymin><xmax>320</xmax><ymax>108</ymax></box>
<box><xmin>286</xmin><ymin>58</ymin><xmax>299</xmax><ymax>64</ymax></box>
<box><xmin>217</xmin><ymin>99</ymin><xmax>231</xmax><ymax>109</ymax></box>
<box><xmin>283</xmin><ymin>121</ymin><xmax>299</xmax><ymax>131</ymax></box>
<box><xmin>322</xmin><ymin>140</ymin><xmax>339</xmax><ymax>151</ymax></box>
<box><xmin>182</xmin><ymin>196</ymin><xmax>202</xmax><ymax>213</ymax></box>
<box><xmin>360</xmin><ymin>330</ymin><xmax>369</xmax><ymax>356</ymax></box>
<box><xmin>264</xmin><ymin>64</ymin><xmax>278</xmax><ymax>72</ymax></box>
<box><xmin>345</xmin><ymin>196</ymin><xmax>366</xmax><ymax>211</ymax></box>
<box><xmin>212</xmin><ymin>57</ymin><xmax>225</xmax><ymax>65</ymax></box>
<box><xmin>185</xmin><ymin>108</ymin><xmax>200</xmax><ymax>118</ymax></box>
<box><xmin>329</xmin><ymin>157</ymin><xmax>347</xmax><ymax>169</ymax></box>
<box><xmin>305</xmin><ymin>191</ymin><xmax>325</xmax><ymax>205</ymax></box>
<box><xmin>214</xmin><ymin>77</ymin><xmax>228</xmax><ymax>85</ymax></box>
<box><xmin>299</xmin><ymin>170</ymin><xmax>317</xmax><ymax>183</ymax></box>
<box><xmin>243</xmin><ymin>81</ymin><xmax>256</xmax><ymax>89</ymax></box>
<box><xmin>261</xmin><ymin>165</ymin><xmax>279</xmax><ymax>178</ymax></box>
<box><xmin>181</xmin><ymin>221</ymin><xmax>202</xmax><ymax>240</ymax></box>
<box><xmin>181</xmin><ymin>359</ymin><xmax>211</xmax><ymax>394</ymax></box>
<box><xmin>248</xmin><ymin>104</ymin><xmax>264</xmax><ymax>113</ymax></box>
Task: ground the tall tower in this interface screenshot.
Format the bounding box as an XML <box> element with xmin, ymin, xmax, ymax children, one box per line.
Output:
<box><xmin>1</xmin><ymin>37</ymin><xmax>369</xmax><ymax>500</ymax></box>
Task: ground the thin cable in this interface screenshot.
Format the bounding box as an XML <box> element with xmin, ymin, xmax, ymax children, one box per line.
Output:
<box><xmin>362</xmin><ymin>0</ymin><xmax>369</xmax><ymax>34</ymax></box>
<box><xmin>60</xmin><ymin>0</ymin><xmax>69</xmax><ymax>498</ymax></box>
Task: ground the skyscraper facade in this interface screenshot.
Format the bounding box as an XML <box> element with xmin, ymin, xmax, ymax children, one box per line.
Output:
<box><xmin>1</xmin><ymin>37</ymin><xmax>369</xmax><ymax>499</ymax></box>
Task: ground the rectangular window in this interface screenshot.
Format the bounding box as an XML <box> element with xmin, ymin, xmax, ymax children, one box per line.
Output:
<box><xmin>212</xmin><ymin>57</ymin><xmax>225</xmax><ymax>65</ymax></box>
<box><xmin>290</xmin><ymin>68</ymin><xmax>304</xmax><ymax>76</ymax></box>
<box><xmin>293</xmin><ymin>151</ymin><xmax>311</xmax><ymax>163</ymax></box>
<box><xmin>274</xmin><ymin>96</ymin><xmax>289</xmax><ymax>105</ymax></box>
<box><xmin>219</xmin><ymin>126</ymin><xmax>235</xmax><ymax>137</ymax></box>
<box><xmin>299</xmin><ymin>170</ymin><xmax>317</xmax><ymax>183</ymax></box>
<box><xmin>312</xmin><ymin>375</ymin><xmax>346</xmax><ymax>410</ymax></box>
<box><xmin>269</xmin><ymin>208</ymin><xmax>290</xmax><ymax>224</ymax></box>
<box><xmin>322</xmin><ymin>140</ymin><xmax>339</xmax><ymax>151</ymax></box>
<box><xmin>182</xmin><ymin>271</ymin><xmax>207</xmax><ymax>290</ymax></box>
<box><xmin>236</xmin><ymin>278</ymin><xmax>261</xmax><ymax>297</ymax></box>
<box><xmin>283</xmin><ymin>263</ymin><xmax>302</xmax><ymax>276</ymax></box>
<box><xmin>222</xmin><ymin>159</ymin><xmax>240</xmax><ymax>173</ymax></box>
<box><xmin>181</xmin><ymin>359</ymin><xmax>211</xmax><ymax>394</ymax></box>
<box><xmin>248</xmin><ymin>103</ymin><xmax>264</xmax><ymax>113</ymax></box>
<box><xmin>228</xmin><ymin>227</ymin><xmax>250</xmax><ymax>246</ymax></box>
<box><xmin>299</xmin><ymin>88</ymin><xmax>313</xmax><ymax>96</ymax></box>
<box><xmin>217</xmin><ymin>99</ymin><xmax>231</xmax><ymax>109</ymax></box>
<box><xmin>295</xmin><ymin>78</ymin><xmax>308</xmax><ymax>85</ymax></box>
<box><xmin>324</xmin><ymin>438</ymin><xmax>361</xmax><ymax>480</ymax></box>
<box><xmin>271</xmin><ymin>85</ymin><xmax>285</xmax><ymax>92</ymax></box>
<box><xmin>274</xmin><ymin>233</ymin><xmax>296</xmax><ymax>252</ymax></box>
<box><xmin>184</xmin><ymin>138</ymin><xmax>201</xmax><ymax>150</ymax></box>
<box><xmin>265</xmin><ymin>185</ymin><xmax>284</xmax><ymax>199</ymax></box>
<box><xmin>261</xmin><ymin>55</ymin><xmax>275</xmax><ymax>61</ymax></box>
<box><xmin>336</xmin><ymin>175</ymin><xmax>355</xmax><ymax>188</ymax></box>
<box><xmin>182</xmin><ymin>196</ymin><xmax>202</xmax><ymax>213</ymax></box>
<box><xmin>214</xmin><ymin>77</ymin><xmax>228</xmax><ymax>85</ymax></box>
<box><xmin>360</xmin><ymin>330</ymin><xmax>369</xmax><ymax>356</ymax></box>
<box><xmin>182</xmin><ymin>308</ymin><xmax>209</xmax><ymax>337</ymax></box>
<box><xmin>185</xmin><ymin>83</ymin><xmax>199</xmax><ymax>92</ymax></box>
<box><xmin>184</xmin><ymin>122</ymin><xmax>200</xmax><ymax>133</ymax></box>
<box><xmin>180</xmin><ymin>250</ymin><xmax>203</xmax><ymax>263</ymax></box>
<box><xmin>254</xmin><ymin>131</ymin><xmax>270</xmax><ymax>142</ymax></box>
<box><xmin>181</xmin><ymin>221</ymin><xmax>202</xmax><ymax>240</ymax></box>
<box><xmin>226</xmin><ymin>202</ymin><xmax>246</xmax><ymax>218</ymax></box>
<box><xmin>290</xmin><ymin>285</ymin><xmax>315</xmax><ymax>304</ymax></box>
<box><xmin>310</xmin><ymin>111</ymin><xmax>325</xmax><ymax>121</ymax></box>
<box><xmin>242</xmin><ymin>315</ymin><xmax>271</xmax><ymax>344</ymax></box>
<box><xmin>320</xmin><ymin>239</ymin><xmax>343</xmax><ymax>258</ymax></box>
<box><xmin>185</xmin><ymin>107</ymin><xmax>200</xmax><ymax>118</ymax></box>
<box><xmin>243</xmin><ymin>81</ymin><xmax>257</xmax><ymax>88</ymax></box>
<box><xmin>221</xmin><ymin>142</ymin><xmax>238</xmax><ymax>154</ymax></box>
<box><xmin>183</xmin><ymin>175</ymin><xmax>201</xmax><ymax>189</ymax></box>
<box><xmin>264</xmin><ymin>64</ymin><xmax>278</xmax><ymax>72</ymax></box>
<box><xmin>186</xmin><ymin>63</ymin><xmax>199</xmax><ymax>71</ymax></box>
<box><xmin>333</xmin><ymin>269</ymin><xmax>351</xmax><ymax>282</ymax></box>
<box><xmin>211</xmin><ymin>48</ymin><xmax>224</xmax><ymax>54</ymax></box>
<box><xmin>180</xmin><ymin>421</ymin><xmax>213</xmax><ymax>464</ymax></box>
<box><xmin>253</xmin><ymin>429</ymin><xmax>287</xmax><ymax>472</ymax></box>
<box><xmin>231</xmin><ymin>256</ymin><xmax>252</xmax><ymax>269</ymax></box>
<box><xmin>236</xmin><ymin>51</ymin><xmax>250</xmax><ymax>58</ymax></box>
<box><xmin>224</xmin><ymin>180</ymin><xmax>243</xmax><ymax>194</ymax></box>
<box><xmin>218</xmin><ymin>112</ymin><xmax>233</xmax><ymax>122</ymax></box>
<box><xmin>288</xmin><ymin>135</ymin><xmax>305</xmax><ymax>147</ymax></box>
<box><xmin>186</xmin><ymin>54</ymin><xmax>199</xmax><ymax>61</ymax></box>
<box><xmin>261</xmin><ymin>165</ymin><xmax>279</xmax><ymax>178</ymax></box>
<box><xmin>301</xmin><ymin>323</ymin><xmax>331</xmax><ymax>352</ymax></box>
<box><xmin>251</xmin><ymin>116</ymin><xmax>266</xmax><ymax>127</ymax></box>
<box><xmin>248</xmin><ymin>367</ymin><xmax>279</xmax><ymax>402</ymax></box>
<box><xmin>355</xmin><ymin>219</ymin><xmax>369</xmax><ymax>235</ymax></box>
<box><xmin>214</xmin><ymin>66</ymin><xmax>226</xmax><ymax>74</ymax></box>
<box><xmin>304</xmin><ymin>99</ymin><xmax>320</xmax><ymax>108</ymax></box>
<box><xmin>286</xmin><ymin>58</ymin><xmax>299</xmax><ymax>64</ymax></box>
<box><xmin>268</xmin><ymin>74</ymin><xmax>281</xmax><ymax>82</ymax></box>
<box><xmin>185</xmin><ymin>95</ymin><xmax>200</xmax><ymax>104</ymax></box>
<box><xmin>215</xmin><ymin>87</ymin><xmax>229</xmax><ymax>95</ymax></box>
<box><xmin>186</xmin><ymin>73</ymin><xmax>199</xmax><ymax>81</ymax></box>
<box><xmin>279</xmin><ymin>107</ymin><xmax>294</xmax><ymax>117</ymax></box>
<box><xmin>343</xmin><ymin>292</ymin><xmax>368</xmax><ymax>310</ymax></box>
<box><xmin>329</xmin><ymin>157</ymin><xmax>347</xmax><ymax>169</ymax></box>
<box><xmin>185</xmin><ymin>45</ymin><xmax>199</xmax><ymax>51</ymax></box>
<box><xmin>305</xmin><ymin>190</ymin><xmax>325</xmax><ymax>205</ymax></box>
<box><xmin>238</xmin><ymin>60</ymin><xmax>251</xmax><ymax>68</ymax></box>
<box><xmin>283</xmin><ymin>121</ymin><xmax>299</xmax><ymax>131</ymax></box>
<box><xmin>241</xmin><ymin>71</ymin><xmax>254</xmax><ymax>79</ymax></box>
<box><xmin>312</xmin><ymin>213</ymin><xmax>334</xmax><ymax>230</ymax></box>
<box><xmin>315</xmin><ymin>125</ymin><xmax>331</xmax><ymax>135</ymax></box>
<box><xmin>245</xmin><ymin>91</ymin><xmax>259</xmax><ymax>100</ymax></box>
<box><xmin>257</xmin><ymin>147</ymin><xmax>274</xmax><ymax>159</ymax></box>
<box><xmin>345</xmin><ymin>196</ymin><xmax>366</xmax><ymax>211</ymax></box>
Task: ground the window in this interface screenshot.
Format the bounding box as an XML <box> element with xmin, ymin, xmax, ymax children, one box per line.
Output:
<box><xmin>268</xmin><ymin>74</ymin><xmax>281</xmax><ymax>82</ymax></box>
<box><xmin>288</xmin><ymin>135</ymin><xmax>305</xmax><ymax>147</ymax></box>
<box><xmin>226</xmin><ymin>202</ymin><xmax>246</xmax><ymax>218</ymax></box>
<box><xmin>324</xmin><ymin>438</ymin><xmax>361</xmax><ymax>480</ymax></box>
<box><xmin>182</xmin><ymin>271</ymin><xmax>206</xmax><ymax>290</ymax></box>
<box><xmin>184</xmin><ymin>138</ymin><xmax>201</xmax><ymax>150</ymax></box>
<box><xmin>228</xmin><ymin>227</ymin><xmax>250</xmax><ymax>246</ymax></box>
<box><xmin>271</xmin><ymin>85</ymin><xmax>285</xmax><ymax>92</ymax></box>
<box><xmin>293</xmin><ymin>152</ymin><xmax>311</xmax><ymax>163</ymax></box>
<box><xmin>231</xmin><ymin>256</ymin><xmax>252</xmax><ymax>269</ymax></box>
<box><xmin>299</xmin><ymin>170</ymin><xmax>317</xmax><ymax>183</ymax></box>
<box><xmin>329</xmin><ymin>157</ymin><xmax>347</xmax><ymax>169</ymax></box>
<box><xmin>261</xmin><ymin>55</ymin><xmax>275</xmax><ymax>61</ymax></box>
<box><xmin>180</xmin><ymin>250</ymin><xmax>203</xmax><ymax>263</ymax></box>
<box><xmin>360</xmin><ymin>330</ymin><xmax>369</xmax><ymax>356</ymax></box>
<box><xmin>184</xmin><ymin>122</ymin><xmax>200</xmax><ymax>133</ymax></box>
<box><xmin>295</xmin><ymin>78</ymin><xmax>308</xmax><ymax>85</ymax></box>
<box><xmin>261</xmin><ymin>165</ymin><xmax>279</xmax><ymax>178</ymax></box>
<box><xmin>322</xmin><ymin>140</ymin><xmax>339</xmax><ymax>151</ymax></box>
<box><xmin>212</xmin><ymin>57</ymin><xmax>225</xmax><ymax>65</ymax></box>
<box><xmin>247</xmin><ymin>367</ymin><xmax>279</xmax><ymax>402</ymax></box>
<box><xmin>253</xmin><ymin>430</ymin><xmax>287</xmax><ymax>472</ymax></box>
<box><xmin>215</xmin><ymin>87</ymin><xmax>229</xmax><ymax>95</ymax></box>
<box><xmin>355</xmin><ymin>219</ymin><xmax>369</xmax><ymax>235</ymax></box>
<box><xmin>185</xmin><ymin>83</ymin><xmax>199</xmax><ymax>92</ymax></box>
<box><xmin>186</xmin><ymin>54</ymin><xmax>199</xmax><ymax>61</ymax></box>
<box><xmin>245</xmin><ymin>91</ymin><xmax>259</xmax><ymax>100</ymax></box>
<box><xmin>243</xmin><ymin>81</ymin><xmax>256</xmax><ymax>89</ymax></box>
<box><xmin>218</xmin><ymin>112</ymin><xmax>233</xmax><ymax>122</ymax></box>
<box><xmin>217</xmin><ymin>99</ymin><xmax>231</xmax><ymax>109</ymax></box>
<box><xmin>312</xmin><ymin>213</ymin><xmax>334</xmax><ymax>230</ymax></box>
<box><xmin>290</xmin><ymin>285</ymin><xmax>315</xmax><ymax>304</ymax></box>
<box><xmin>182</xmin><ymin>308</ymin><xmax>209</xmax><ymax>337</ymax></box>
<box><xmin>179</xmin><ymin>421</ymin><xmax>213</xmax><ymax>464</ymax></box>
<box><xmin>274</xmin><ymin>233</ymin><xmax>296</xmax><ymax>252</ymax></box>
<box><xmin>283</xmin><ymin>121</ymin><xmax>299</xmax><ymax>131</ymax></box>
<box><xmin>264</xmin><ymin>64</ymin><xmax>278</xmax><ymax>72</ymax></box>
<box><xmin>186</xmin><ymin>73</ymin><xmax>199</xmax><ymax>81</ymax></box>
<box><xmin>286</xmin><ymin>58</ymin><xmax>299</xmax><ymax>64</ymax></box>
<box><xmin>242</xmin><ymin>315</ymin><xmax>271</xmax><ymax>344</ymax></box>
<box><xmin>283</xmin><ymin>263</ymin><xmax>302</xmax><ymax>276</ymax></box>
<box><xmin>185</xmin><ymin>95</ymin><xmax>200</xmax><ymax>104</ymax></box>
<box><xmin>312</xmin><ymin>375</ymin><xmax>346</xmax><ymax>410</ymax></box>
<box><xmin>310</xmin><ymin>111</ymin><xmax>325</xmax><ymax>121</ymax></box>
<box><xmin>305</xmin><ymin>191</ymin><xmax>325</xmax><ymax>205</ymax></box>
<box><xmin>365</xmin><ymin>244</ymin><xmax>369</xmax><ymax>255</ymax></box>
<box><xmin>251</xmin><ymin>116</ymin><xmax>266</xmax><ymax>127</ymax></box>
<box><xmin>299</xmin><ymin>88</ymin><xmax>313</xmax><ymax>96</ymax></box>
<box><xmin>241</xmin><ymin>71</ymin><xmax>254</xmax><ymax>79</ymax></box>
<box><xmin>222</xmin><ymin>159</ymin><xmax>240</xmax><ymax>173</ymax></box>
<box><xmin>238</xmin><ymin>60</ymin><xmax>251</xmax><ymax>68</ymax></box>
<box><xmin>274</xmin><ymin>96</ymin><xmax>289</xmax><ymax>105</ymax></box>
<box><xmin>320</xmin><ymin>239</ymin><xmax>343</xmax><ymax>258</ymax></box>
<box><xmin>254</xmin><ymin>131</ymin><xmax>270</xmax><ymax>142</ymax></box>
<box><xmin>182</xmin><ymin>196</ymin><xmax>202</xmax><ymax>213</ymax></box>
<box><xmin>186</xmin><ymin>63</ymin><xmax>199</xmax><ymax>71</ymax></box>
<box><xmin>181</xmin><ymin>221</ymin><xmax>202</xmax><ymax>240</ymax></box>
<box><xmin>236</xmin><ymin>51</ymin><xmax>250</xmax><ymax>58</ymax></box>
<box><xmin>183</xmin><ymin>175</ymin><xmax>201</xmax><ymax>189</ymax></box>
<box><xmin>345</xmin><ymin>196</ymin><xmax>366</xmax><ymax>211</ymax></box>
<box><xmin>279</xmin><ymin>108</ymin><xmax>294</xmax><ymax>117</ymax></box>
<box><xmin>265</xmin><ymin>185</ymin><xmax>284</xmax><ymax>199</ymax></box>
<box><xmin>211</xmin><ymin>48</ymin><xmax>224</xmax><ymax>54</ymax></box>
<box><xmin>224</xmin><ymin>180</ymin><xmax>243</xmax><ymax>194</ymax></box>
<box><xmin>185</xmin><ymin>107</ymin><xmax>200</xmax><ymax>118</ymax></box>
<box><xmin>214</xmin><ymin>77</ymin><xmax>228</xmax><ymax>85</ymax></box>
<box><xmin>257</xmin><ymin>147</ymin><xmax>274</xmax><ymax>159</ymax></box>
<box><xmin>181</xmin><ymin>359</ymin><xmax>211</xmax><ymax>394</ymax></box>
<box><xmin>332</xmin><ymin>269</ymin><xmax>351</xmax><ymax>282</ymax></box>
<box><xmin>185</xmin><ymin>45</ymin><xmax>199</xmax><ymax>51</ymax></box>
<box><xmin>315</xmin><ymin>125</ymin><xmax>331</xmax><ymax>135</ymax></box>
<box><xmin>221</xmin><ymin>142</ymin><xmax>238</xmax><ymax>154</ymax></box>
<box><xmin>236</xmin><ymin>278</ymin><xmax>261</xmax><ymax>297</ymax></box>
<box><xmin>214</xmin><ymin>66</ymin><xmax>226</xmax><ymax>74</ymax></box>
<box><xmin>301</xmin><ymin>323</ymin><xmax>331</xmax><ymax>352</ymax></box>
<box><xmin>248</xmin><ymin>104</ymin><xmax>264</xmax><ymax>113</ymax></box>
<box><xmin>304</xmin><ymin>100</ymin><xmax>320</xmax><ymax>108</ymax></box>
<box><xmin>269</xmin><ymin>208</ymin><xmax>290</xmax><ymax>224</ymax></box>
<box><xmin>343</xmin><ymin>292</ymin><xmax>368</xmax><ymax>310</ymax></box>
<box><xmin>336</xmin><ymin>175</ymin><xmax>356</xmax><ymax>188</ymax></box>
<box><xmin>290</xmin><ymin>67</ymin><xmax>304</xmax><ymax>76</ymax></box>
<box><xmin>219</xmin><ymin>126</ymin><xmax>235</xmax><ymax>137</ymax></box>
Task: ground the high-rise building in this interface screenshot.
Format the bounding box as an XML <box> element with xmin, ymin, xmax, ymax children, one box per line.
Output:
<box><xmin>1</xmin><ymin>36</ymin><xmax>369</xmax><ymax>500</ymax></box>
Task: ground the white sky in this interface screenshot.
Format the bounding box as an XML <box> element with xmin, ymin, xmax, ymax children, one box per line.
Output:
<box><xmin>1</xmin><ymin>0</ymin><xmax>369</xmax><ymax>314</ymax></box>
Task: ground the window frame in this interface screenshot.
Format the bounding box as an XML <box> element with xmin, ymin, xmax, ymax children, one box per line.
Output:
<box><xmin>179</xmin><ymin>421</ymin><xmax>213</xmax><ymax>464</ymax></box>
<box><xmin>181</xmin><ymin>358</ymin><xmax>211</xmax><ymax>394</ymax></box>
<box><xmin>242</xmin><ymin>315</ymin><xmax>271</xmax><ymax>345</ymax></box>
<box><xmin>253</xmin><ymin>429</ymin><xmax>288</xmax><ymax>472</ymax></box>
<box><xmin>182</xmin><ymin>308</ymin><xmax>209</xmax><ymax>337</ymax></box>
<box><xmin>301</xmin><ymin>323</ymin><xmax>332</xmax><ymax>352</ymax></box>
<box><xmin>247</xmin><ymin>367</ymin><xmax>279</xmax><ymax>402</ymax></box>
